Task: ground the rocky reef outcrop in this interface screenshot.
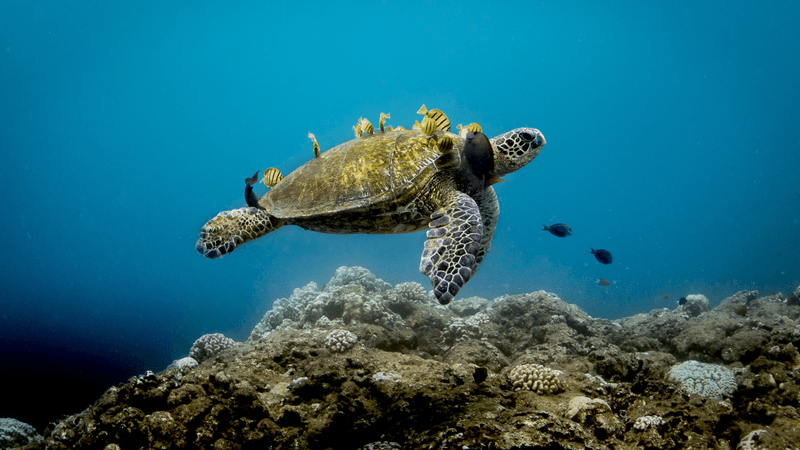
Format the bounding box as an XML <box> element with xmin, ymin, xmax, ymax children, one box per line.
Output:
<box><xmin>18</xmin><ymin>267</ymin><xmax>800</xmax><ymax>449</ymax></box>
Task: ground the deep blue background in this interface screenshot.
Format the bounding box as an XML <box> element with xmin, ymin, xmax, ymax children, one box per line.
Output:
<box><xmin>2</xmin><ymin>1</ymin><xmax>799</xmax><ymax>430</ymax></box>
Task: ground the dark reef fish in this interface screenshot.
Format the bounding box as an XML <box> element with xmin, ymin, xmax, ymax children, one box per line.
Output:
<box><xmin>678</xmin><ymin>297</ymin><xmax>687</xmax><ymax>305</ymax></box>
<box><xmin>597</xmin><ymin>278</ymin><xmax>610</xmax><ymax>287</ymax></box>
<box><xmin>734</xmin><ymin>305</ymin><xmax>747</xmax><ymax>316</ymax></box>
<box><xmin>542</xmin><ymin>223</ymin><xmax>572</xmax><ymax>237</ymax></box>
<box><xmin>245</xmin><ymin>170</ymin><xmax>261</xmax><ymax>208</ymax></box>
<box><xmin>591</xmin><ymin>248</ymin><xmax>613</xmax><ymax>264</ymax></box>
<box><xmin>788</xmin><ymin>293</ymin><xmax>798</xmax><ymax>306</ymax></box>
<box><xmin>663</xmin><ymin>294</ymin><xmax>670</xmax><ymax>300</ymax></box>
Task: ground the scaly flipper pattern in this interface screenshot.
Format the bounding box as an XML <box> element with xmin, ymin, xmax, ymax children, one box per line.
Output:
<box><xmin>419</xmin><ymin>191</ymin><xmax>484</xmax><ymax>305</ymax></box>
<box><xmin>196</xmin><ymin>207</ymin><xmax>283</xmax><ymax>259</ymax></box>
<box><xmin>473</xmin><ymin>185</ymin><xmax>499</xmax><ymax>273</ymax></box>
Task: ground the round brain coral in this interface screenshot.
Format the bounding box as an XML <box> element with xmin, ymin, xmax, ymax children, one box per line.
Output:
<box><xmin>665</xmin><ymin>360</ymin><xmax>737</xmax><ymax>400</ymax></box>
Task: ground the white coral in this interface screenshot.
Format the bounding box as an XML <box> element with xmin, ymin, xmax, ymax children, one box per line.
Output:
<box><xmin>342</xmin><ymin>293</ymin><xmax>404</xmax><ymax>329</ymax></box>
<box><xmin>394</xmin><ymin>281</ymin><xmax>429</xmax><ymax>302</ymax></box>
<box><xmin>665</xmin><ymin>360</ymin><xmax>737</xmax><ymax>400</ymax></box>
<box><xmin>633</xmin><ymin>415</ymin><xmax>664</xmax><ymax>430</ymax></box>
<box><xmin>189</xmin><ymin>333</ymin><xmax>236</xmax><ymax>363</ymax></box>
<box><xmin>442</xmin><ymin>317</ymin><xmax>483</xmax><ymax>344</ymax></box>
<box><xmin>324</xmin><ymin>329</ymin><xmax>358</xmax><ymax>352</ymax></box>
<box><xmin>325</xmin><ymin>266</ymin><xmax>392</xmax><ymax>293</ymax></box>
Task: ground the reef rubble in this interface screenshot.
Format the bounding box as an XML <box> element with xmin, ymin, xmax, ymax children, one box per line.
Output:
<box><xmin>16</xmin><ymin>266</ymin><xmax>800</xmax><ymax>449</ymax></box>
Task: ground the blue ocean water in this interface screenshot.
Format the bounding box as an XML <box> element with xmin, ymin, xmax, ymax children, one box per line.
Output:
<box><xmin>2</xmin><ymin>0</ymin><xmax>798</xmax><ymax>430</ymax></box>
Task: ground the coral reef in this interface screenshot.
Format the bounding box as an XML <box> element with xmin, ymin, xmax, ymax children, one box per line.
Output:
<box><xmin>0</xmin><ymin>417</ymin><xmax>41</xmax><ymax>448</ymax></box>
<box><xmin>564</xmin><ymin>396</ymin><xmax>623</xmax><ymax>440</ymax></box>
<box><xmin>249</xmin><ymin>267</ymin><xmax>407</xmax><ymax>339</ymax></box>
<box><xmin>165</xmin><ymin>357</ymin><xmax>199</xmax><ymax>374</ymax></box>
<box><xmin>665</xmin><ymin>360</ymin><xmax>737</xmax><ymax>400</ymax></box>
<box><xmin>507</xmin><ymin>363</ymin><xmax>564</xmax><ymax>394</ymax></box>
<box><xmin>324</xmin><ymin>329</ymin><xmax>358</xmax><ymax>352</ymax></box>
<box><xmin>188</xmin><ymin>333</ymin><xmax>236</xmax><ymax>363</ymax></box>
<box><xmin>20</xmin><ymin>267</ymin><xmax>800</xmax><ymax>449</ymax></box>
<box><xmin>357</xmin><ymin>442</ymin><xmax>401</xmax><ymax>450</ymax></box>
<box><xmin>677</xmin><ymin>293</ymin><xmax>710</xmax><ymax>317</ymax></box>
<box><xmin>737</xmin><ymin>429</ymin><xmax>767</xmax><ymax>450</ymax></box>
<box><xmin>633</xmin><ymin>415</ymin><xmax>664</xmax><ymax>430</ymax></box>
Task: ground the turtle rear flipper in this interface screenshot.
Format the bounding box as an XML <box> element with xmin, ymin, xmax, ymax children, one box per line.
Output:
<box><xmin>419</xmin><ymin>191</ymin><xmax>483</xmax><ymax>305</ymax></box>
<box><xmin>196</xmin><ymin>207</ymin><xmax>283</xmax><ymax>259</ymax></box>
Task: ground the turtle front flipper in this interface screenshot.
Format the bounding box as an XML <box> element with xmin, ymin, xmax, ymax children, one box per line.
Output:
<box><xmin>473</xmin><ymin>186</ymin><xmax>499</xmax><ymax>273</ymax></box>
<box><xmin>196</xmin><ymin>207</ymin><xmax>283</xmax><ymax>259</ymax></box>
<box><xmin>419</xmin><ymin>191</ymin><xmax>484</xmax><ymax>305</ymax></box>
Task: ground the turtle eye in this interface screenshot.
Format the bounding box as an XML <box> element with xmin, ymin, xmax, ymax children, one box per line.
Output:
<box><xmin>521</xmin><ymin>132</ymin><xmax>533</xmax><ymax>142</ymax></box>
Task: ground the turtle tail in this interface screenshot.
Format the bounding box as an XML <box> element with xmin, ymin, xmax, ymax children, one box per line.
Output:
<box><xmin>196</xmin><ymin>207</ymin><xmax>283</xmax><ymax>259</ymax></box>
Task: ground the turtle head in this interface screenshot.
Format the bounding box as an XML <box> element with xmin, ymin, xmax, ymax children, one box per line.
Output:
<box><xmin>490</xmin><ymin>128</ymin><xmax>546</xmax><ymax>177</ymax></box>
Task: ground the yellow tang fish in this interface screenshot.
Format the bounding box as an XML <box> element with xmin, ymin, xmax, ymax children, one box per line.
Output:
<box><xmin>353</xmin><ymin>123</ymin><xmax>362</xmax><ymax>138</ymax></box>
<box><xmin>359</xmin><ymin>117</ymin><xmax>374</xmax><ymax>135</ymax></box>
<box><xmin>412</xmin><ymin>120</ymin><xmax>421</xmax><ymax>130</ymax></box>
<box><xmin>417</xmin><ymin>104</ymin><xmax>450</xmax><ymax>132</ymax></box>
<box><xmin>379</xmin><ymin>112</ymin><xmax>391</xmax><ymax>132</ymax></box>
<box><xmin>308</xmin><ymin>132</ymin><xmax>320</xmax><ymax>157</ymax></box>
<box><xmin>262</xmin><ymin>167</ymin><xmax>284</xmax><ymax>187</ymax></box>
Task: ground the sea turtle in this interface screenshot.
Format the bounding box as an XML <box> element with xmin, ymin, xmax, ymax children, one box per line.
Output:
<box><xmin>196</xmin><ymin>123</ymin><xmax>545</xmax><ymax>305</ymax></box>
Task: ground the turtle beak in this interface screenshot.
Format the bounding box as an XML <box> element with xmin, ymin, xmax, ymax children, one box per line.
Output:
<box><xmin>487</xmin><ymin>175</ymin><xmax>506</xmax><ymax>185</ymax></box>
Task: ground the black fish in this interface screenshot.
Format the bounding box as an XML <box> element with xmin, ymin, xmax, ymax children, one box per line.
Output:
<box><xmin>245</xmin><ymin>170</ymin><xmax>260</xmax><ymax>186</ymax></box>
<box><xmin>244</xmin><ymin>170</ymin><xmax>261</xmax><ymax>209</ymax></box>
<box><xmin>591</xmin><ymin>248</ymin><xmax>613</xmax><ymax>264</ymax></box>
<box><xmin>678</xmin><ymin>297</ymin><xmax>687</xmax><ymax>305</ymax></box>
<box><xmin>464</xmin><ymin>131</ymin><xmax>495</xmax><ymax>183</ymax></box>
<box><xmin>543</xmin><ymin>223</ymin><xmax>572</xmax><ymax>237</ymax></box>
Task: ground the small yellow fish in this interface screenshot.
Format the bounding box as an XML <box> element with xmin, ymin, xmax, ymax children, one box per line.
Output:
<box><xmin>465</xmin><ymin>123</ymin><xmax>482</xmax><ymax>134</ymax></box>
<box><xmin>359</xmin><ymin>117</ymin><xmax>374</xmax><ymax>135</ymax></box>
<box><xmin>263</xmin><ymin>167</ymin><xmax>284</xmax><ymax>187</ymax></box>
<box><xmin>308</xmin><ymin>132</ymin><xmax>320</xmax><ymax>157</ymax></box>
<box><xmin>393</xmin><ymin>125</ymin><xmax>406</xmax><ymax>131</ymax></box>
<box><xmin>412</xmin><ymin>120</ymin><xmax>421</xmax><ymax>130</ymax></box>
<box><xmin>417</xmin><ymin>104</ymin><xmax>450</xmax><ymax>132</ymax></box>
<box><xmin>436</xmin><ymin>136</ymin><xmax>454</xmax><ymax>153</ymax></box>
<box><xmin>353</xmin><ymin>123</ymin><xmax>362</xmax><ymax>138</ymax></box>
<box><xmin>379</xmin><ymin>112</ymin><xmax>391</xmax><ymax>132</ymax></box>
<box><xmin>420</xmin><ymin>116</ymin><xmax>437</xmax><ymax>138</ymax></box>
<box><xmin>457</xmin><ymin>123</ymin><xmax>483</xmax><ymax>138</ymax></box>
